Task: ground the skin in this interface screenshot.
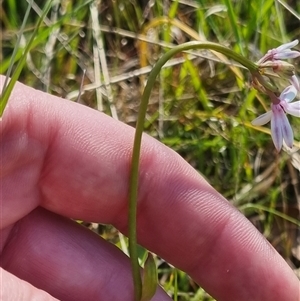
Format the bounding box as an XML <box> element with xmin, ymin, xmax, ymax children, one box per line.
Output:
<box><xmin>0</xmin><ymin>76</ymin><xmax>299</xmax><ymax>301</ymax></box>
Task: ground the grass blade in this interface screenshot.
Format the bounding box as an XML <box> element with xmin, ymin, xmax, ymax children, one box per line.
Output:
<box><xmin>222</xmin><ymin>0</ymin><xmax>244</xmax><ymax>55</ymax></box>
<box><xmin>0</xmin><ymin>0</ymin><xmax>53</xmax><ymax>116</ymax></box>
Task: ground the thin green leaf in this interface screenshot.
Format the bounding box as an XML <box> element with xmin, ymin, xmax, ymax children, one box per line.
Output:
<box><xmin>0</xmin><ymin>0</ymin><xmax>53</xmax><ymax>116</ymax></box>
<box><xmin>240</xmin><ymin>203</ymin><xmax>300</xmax><ymax>226</ymax></box>
<box><xmin>3</xmin><ymin>0</ymin><xmax>33</xmax><ymax>90</ymax></box>
<box><xmin>222</xmin><ymin>0</ymin><xmax>244</xmax><ymax>55</ymax></box>
<box><xmin>141</xmin><ymin>253</ymin><xmax>158</xmax><ymax>301</ymax></box>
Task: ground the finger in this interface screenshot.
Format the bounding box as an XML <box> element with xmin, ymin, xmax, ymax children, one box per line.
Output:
<box><xmin>1</xmin><ymin>77</ymin><xmax>299</xmax><ymax>301</ymax></box>
<box><xmin>1</xmin><ymin>208</ymin><xmax>170</xmax><ymax>301</ymax></box>
<box><xmin>1</xmin><ymin>268</ymin><xmax>59</xmax><ymax>301</ymax></box>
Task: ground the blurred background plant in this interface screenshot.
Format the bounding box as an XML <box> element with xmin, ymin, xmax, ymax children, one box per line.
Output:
<box><xmin>1</xmin><ymin>0</ymin><xmax>300</xmax><ymax>300</ymax></box>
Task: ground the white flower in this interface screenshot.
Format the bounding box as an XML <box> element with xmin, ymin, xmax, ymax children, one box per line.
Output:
<box><xmin>258</xmin><ymin>40</ymin><xmax>300</xmax><ymax>64</ymax></box>
<box><xmin>251</xmin><ymin>83</ymin><xmax>300</xmax><ymax>151</ymax></box>
<box><xmin>272</xmin><ymin>40</ymin><xmax>300</xmax><ymax>60</ymax></box>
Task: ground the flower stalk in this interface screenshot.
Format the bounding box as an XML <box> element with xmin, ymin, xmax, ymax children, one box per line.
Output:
<box><xmin>129</xmin><ymin>41</ymin><xmax>260</xmax><ymax>301</ymax></box>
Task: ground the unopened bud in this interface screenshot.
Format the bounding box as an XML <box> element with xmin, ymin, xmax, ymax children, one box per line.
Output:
<box><xmin>259</xmin><ymin>61</ymin><xmax>295</xmax><ymax>78</ymax></box>
<box><xmin>251</xmin><ymin>74</ymin><xmax>278</xmax><ymax>93</ymax></box>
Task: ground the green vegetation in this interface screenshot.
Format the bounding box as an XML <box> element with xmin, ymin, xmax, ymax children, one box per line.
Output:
<box><xmin>1</xmin><ymin>0</ymin><xmax>300</xmax><ymax>300</ymax></box>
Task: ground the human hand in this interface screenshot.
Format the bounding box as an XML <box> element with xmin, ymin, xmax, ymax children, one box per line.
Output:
<box><xmin>1</xmin><ymin>76</ymin><xmax>299</xmax><ymax>301</ymax></box>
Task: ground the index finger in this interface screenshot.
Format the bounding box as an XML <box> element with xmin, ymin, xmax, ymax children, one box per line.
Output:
<box><xmin>1</xmin><ymin>77</ymin><xmax>299</xmax><ymax>301</ymax></box>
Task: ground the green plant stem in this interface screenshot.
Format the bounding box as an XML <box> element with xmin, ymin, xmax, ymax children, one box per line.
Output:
<box><xmin>128</xmin><ymin>41</ymin><xmax>259</xmax><ymax>301</ymax></box>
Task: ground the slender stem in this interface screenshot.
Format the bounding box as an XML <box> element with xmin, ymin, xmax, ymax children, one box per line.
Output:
<box><xmin>128</xmin><ymin>41</ymin><xmax>258</xmax><ymax>301</ymax></box>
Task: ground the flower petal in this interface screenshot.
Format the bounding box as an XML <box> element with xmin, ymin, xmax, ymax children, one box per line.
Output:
<box><xmin>270</xmin><ymin>112</ymin><xmax>283</xmax><ymax>151</ymax></box>
<box><xmin>273</xmin><ymin>50</ymin><xmax>300</xmax><ymax>60</ymax></box>
<box><xmin>251</xmin><ymin>111</ymin><xmax>272</xmax><ymax>126</ymax></box>
<box><xmin>290</xmin><ymin>75</ymin><xmax>300</xmax><ymax>92</ymax></box>
<box><xmin>279</xmin><ymin>85</ymin><xmax>297</xmax><ymax>103</ymax></box>
<box><xmin>276</xmin><ymin>39</ymin><xmax>298</xmax><ymax>52</ymax></box>
<box><xmin>286</xmin><ymin>101</ymin><xmax>300</xmax><ymax>117</ymax></box>
<box><xmin>281</xmin><ymin>114</ymin><xmax>294</xmax><ymax>148</ymax></box>
<box><xmin>271</xmin><ymin>105</ymin><xmax>294</xmax><ymax>150</ymax></box>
